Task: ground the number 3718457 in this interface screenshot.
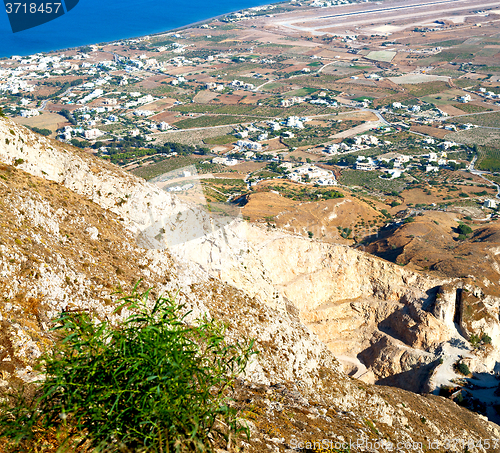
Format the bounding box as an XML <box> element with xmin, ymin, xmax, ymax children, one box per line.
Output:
<box><xmin>5</xmin><ymin>3</ymin><xmax>62</xmax><ymax>14</ymax></box>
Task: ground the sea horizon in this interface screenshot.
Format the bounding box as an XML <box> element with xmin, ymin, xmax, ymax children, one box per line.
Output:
<box><xmin>0</xmin><ymin>0</ymin><xmax>278</xmax><ymax>58</ymax></box>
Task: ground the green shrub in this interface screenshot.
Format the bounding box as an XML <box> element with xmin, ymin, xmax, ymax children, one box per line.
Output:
<box><xmin>457</xmin><ymin>362</ymin><xmax>470</xmax><ymax>376</ymax></box>
<box><xmin>482</xmin><ymin>333</ymin><xmax>492</xmax><ymax>345</ymax></box>
<box><xmin>457</xmin><ymin>223</ymin><xmax>473</xmax><ymax>236</ymax></box>
<box><xmin>29</xmin><ymin>126</ymin><xmax>52</xmax><ymax>137</ymax></box>
<box><xmin>0</xmin><ymin>288</ymin><xmax>256</xmax><ymax>452</ymax></box>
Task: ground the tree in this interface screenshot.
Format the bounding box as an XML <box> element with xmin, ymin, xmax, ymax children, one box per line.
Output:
<box><xmin>30</xmin><ymin>127</ymin><xmax>51</xmax><ymax>136</ymax></box>
<box><xmin>70</xmin><ymin>138</ymin><xmax>90</xmax><ymax>149</ymax></box>
<box><xmin>340</xmin><ymin>155</ymin><xmax>356</xmax><ymax>166</ymax></box>
<box><xmin>457</xmin><ymin>223</ymin><xmax>473</xmax><ymax>236</ymax></box>
<box><xmin>59</xmin><ymin>108</ymin><xmax>76</xmax><ymax>125</ymax></box>
<box><xmin>0</xmin><ymin>288</ymin><xmax>256</xmax><ymax>452</ymax></box>
<box><xmin>456</xmin><ymin>362</ymin><xmax>470</xmax><ymax>376</ymax></box>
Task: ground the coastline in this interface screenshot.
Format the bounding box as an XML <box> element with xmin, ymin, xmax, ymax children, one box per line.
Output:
<box><xmin>0</xmin><ymin>0</ymin><xmax>289</xmax><ymax>58</ymax></box>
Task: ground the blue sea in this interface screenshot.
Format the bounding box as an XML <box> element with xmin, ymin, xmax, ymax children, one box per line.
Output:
<box><xmin>0</xmin><ymin>0</ymin><xmax>272</xmax><ymax>57</ymax></box>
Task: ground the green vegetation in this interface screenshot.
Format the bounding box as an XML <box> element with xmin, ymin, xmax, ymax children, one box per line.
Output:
<box><xmin>202</xmin><ymin>178</ymin><xmax>246</xmax><ymax>202</ymax></box>
<box><xmin>29</xmin><ymin>126</ymin><xmax>52</xmax><ymax>136</ymax></box>
<box><xmin>352</xmin><ymin>96</ymin><xmax>374</xmax><ymax>102</ymax></box>
<box><xmin>131</xmin><ymin>156</ymin><xmax>236</xmax><ymax>180</ymax></box>
<box><xmin>450</xmin><ymin>112</ymin><xmax>500</xmax><ymax>128</ymax></box>
<box><xmin>203</xmin><ymin>135</ymin><xmax>236</xmax><ymax>145</ymax></box>
<box><xmin>476</xmin><ymin>145</ymin><xmax>500</xmax><ymax>172</ymax></box>
<box><xmin>469</xmin><ymin>333</ymin><xmax>492</xmax><ymax>348</ymax></box>
<box><xmin>174</xmin><ymin>115</ymin><xmax>262</xmax><ymax>129</ymax></box>
<box><xmin>428</xmin><ymin>39</ymin><xmax>466</xmax><ymax>47</ymax></box>
<box><xmin>456</xmin><ymin>362</ymin><xmax>470</xmax><ymax>376</ymax></box>
<box><xmin>433</xmin><ymin>47</ymin><xmax>479</xmax><ymax>62</ymax></box>
<box><xmin>0</xmin><ymin>288</ymin><xmax>255</xmax><ymax>452</ymax></box>
<box><xmin>339</xmin><ymin>169</ymin><xmax>407</xmax><ymax>192</ymax></box>
<box><xmin>39</xmin><ymin>78</ymin><xmax>84</xmax><ymax>100</ymax></box>
<box><xmin>403</xmin><ymin>81</ymin><xmax>450</xmax><ymax>97</ymax></box>
<box><xmin>267</xmin><ymin>184</ymin><xmax>344</xmax><ymax>202</ymax></box>
<box><xmin>69</xmin><ymin>138</ymin><xmax>90</xmax><ymax>149</ymax></box>
<box><xmin>452</xmin><ymin>103</ymin><xmax>492</xmax><ymax>114</ymax></box>
<box><xmin>338</xmin><ymin>226</ymin><xmax>352</xmax><ymax>239</ymax></box>
<box><xmin>58</xmin><ymin>108</ymin><xmax>76</xmax><ymax>125</ymax></box>
<box><xmin>284</xmin><ymin>87</ymin><xmax>318</xmax><ymax>97</ymax></box>
<box><xmin>102</xmin><ymin>139</ymin><xmax>209</xmax><ymax>165</ymax></box>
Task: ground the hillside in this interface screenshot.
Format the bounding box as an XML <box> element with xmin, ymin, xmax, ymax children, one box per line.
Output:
<box><xmin>0</xmin><ymin>118</ymin><xmax>500</xmax><ymax>451</ymax></box>
<box><xmin>364</xmin><ymin>213</ymin><xmax>500</xmax><ymax>289</ymax></box>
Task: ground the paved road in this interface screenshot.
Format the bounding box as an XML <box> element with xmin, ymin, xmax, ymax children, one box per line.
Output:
<box><xmin>317</xmin><ymin>61</ymin><xmax>336</xmax><ymax>74</ymax></box>
<box><xmin>447</xmin><ymin>110</ymin><xmax>500</xmax><ymax>119</ymax></box>
<box><xmin>469</xmin><ymin>155</ymin><xmax>500</xmax><ymax>199</ymax></box>
<box><xmin>38</xmin><ymin>86</ymin><xmax>75</xmax><ymax>111</ymax></box>
<box><xmin>275</xmin><ymin>0</ymin><xmax>500</xmax><ymax>34</ymax></box>
<box><xmin>151</xmin><ymin>108</ymin><xmax>385</xmax><ymax>136</ymax></box>
<box><xmin>254</xmin><ymin>78</ymin><xmax>277</xmax><ymax>91</ymax></box>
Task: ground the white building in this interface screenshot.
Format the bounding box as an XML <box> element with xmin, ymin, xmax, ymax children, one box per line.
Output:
<box><xmin>286</xmin><ymin>116</ymin><xmax>304</xmax><ymax>129</ymax></box>
<box><xmin>355</xmin><ymin>157</ymin><xmax>377</xmax><ymax>171</ymax></box>
<box><xmin>212</xmin><ymin>157</ymin><xmax>239</xmax><ymax>166</ymax></box>
<box><xmin>268</xmin><ymin>121</ymin><xmax>281</xmax><ymax>132</ymax></box>
<box><xmin>20</xmin><ymin>109</ymin><xmax>39</xmax><ymax>117</ymax></box>
<box><xmin>236</xmin><ymin>140</ymin><xmax>262</xmax><ymax>150</ymax></box>
<box><xmin>84</xmin><ymin>128</ymin><xmax>104</xmax><ymax>140</ymax></box>
<box><xmin>325</xmin><ymin>144</ymin><xmax>340</xmax><ymax>154</ymax></box>
<box><xmin>439</xmin><ymin>141</ymin><xmax>456</xmax><ymax>150</ymax></box>
<box><xmin>231</xmin><ymin>80</ymin><xmax>255</xmax><ymax>90</ymax></box>
<box><xmin>288</xmin><ymin>164</ymin><xmax>336</xmax><ymax>183</ymax></box>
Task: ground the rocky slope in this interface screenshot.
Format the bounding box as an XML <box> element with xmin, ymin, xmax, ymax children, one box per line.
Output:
<box><xmin>1</xmin><ymin>117</ymin><xmax>500</xmax><ymax>451</ymax></box>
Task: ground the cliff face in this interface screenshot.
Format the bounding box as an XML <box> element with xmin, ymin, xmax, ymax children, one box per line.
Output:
<box><xmin>1</xmin><ymin>118</ymin><xmax>500</xmax><ymax>450</ymax></box>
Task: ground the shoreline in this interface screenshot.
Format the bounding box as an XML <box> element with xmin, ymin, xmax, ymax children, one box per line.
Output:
<box><xmin>2</xmin><ymin>0</ymin><xmax>289</xmax><ymax>59</ymax></box>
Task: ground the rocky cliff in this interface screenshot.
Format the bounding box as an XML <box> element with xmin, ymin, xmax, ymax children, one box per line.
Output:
<box><xmin>1</xmin><ymin>117</ymin><xmax>500</xmax><ymax>451</ymax></box>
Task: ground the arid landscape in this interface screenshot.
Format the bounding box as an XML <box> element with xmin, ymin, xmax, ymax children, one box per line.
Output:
<box><xmin>2</xmin><ymin>0</ymin><xmax>500</xmax><ymax>450</ymax></box>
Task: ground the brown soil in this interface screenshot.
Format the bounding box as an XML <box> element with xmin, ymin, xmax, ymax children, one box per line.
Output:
<box><xmin>410</xmin><ymin>125</ymin><xmax>450</xmax><ymax>139</ymax></box>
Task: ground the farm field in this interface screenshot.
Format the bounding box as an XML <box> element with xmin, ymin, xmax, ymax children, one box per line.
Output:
<box><xmin>2</xmin><ymin>0</ymin><xmax>500</xmax><ymax>272</ymax></box>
